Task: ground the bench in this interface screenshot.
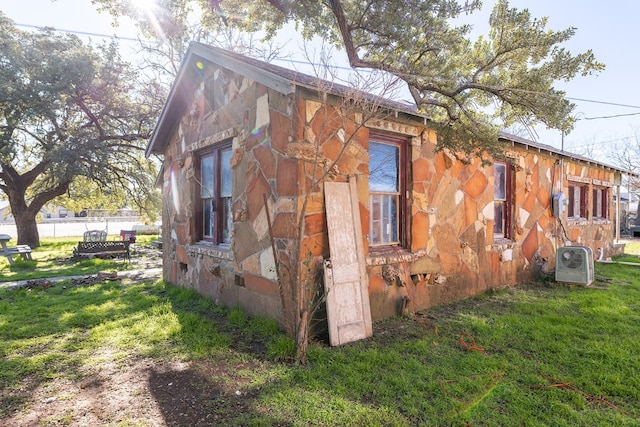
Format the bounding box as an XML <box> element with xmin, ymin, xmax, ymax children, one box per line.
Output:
<box><xmin>73</xmin><ymin>241</ymin><xmax>131</xmax><ymax>261</ymax></box>
<box><xmin>0</xmin><ymin>234</ymin><xmax>33</xmax><ymax>265</ymax></box>
<box><xmin>1</xmin><ymin>245</ymin><xmax>33</xmax><ymax>265</ymax></box>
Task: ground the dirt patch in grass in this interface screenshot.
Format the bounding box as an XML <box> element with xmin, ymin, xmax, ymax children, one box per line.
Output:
<box><xmin>0</xmin><ymin>246</ymin><xmax>293</xmax><ymax>427</ymax></box>
<box><xmin>1</xmin><ymin>354</ymin><xmax>274</xmax><ymax>426</ymax></box>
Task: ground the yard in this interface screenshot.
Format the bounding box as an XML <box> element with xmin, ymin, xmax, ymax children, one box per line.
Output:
<box><xmin>1</xmin><ymin>239</ymin><xmax>639</xmax><ymax>426</ymax></box>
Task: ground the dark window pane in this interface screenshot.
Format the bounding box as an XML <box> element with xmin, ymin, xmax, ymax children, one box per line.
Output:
<box><xmin>369</xmin><ymin>141</ymin><xmax>399</xmax><ymax>192</ymax></box>
<box><xmin>201</xmin><ymin>154</ymin><xmax>214</xmax><ymax>198</ymax></box>
<box><xmin>494</xmin><ymin>202</ymin><xmax>504</xmax><ymax>235</ymax></box>
<box><xmin>203</xmin><ymin>199</ymin><xmax>214</xmax><ymax>238</ymax></box>
<box><xmin>220</xmin><ymin>148</ymin><xmax>232</xmax><ymax>197</ymax></box>
<box><xmin>370</xmin><ymin>195</ymin><xmax>381</xmax><ymax>244</ymax></box>
<box><xmin>494</xmin><ymin>163</ymin><xmax>506</xmax><ymax>200</ymax></box>
<box><xmin>221</xmin><ymin>196</ymin><xmax>232</xmax><ymax>244</ymax></box>
<box><xmin>390</xmin><ymin>196</ymin><xmax>398</xmax><ymax>243</ymax></box>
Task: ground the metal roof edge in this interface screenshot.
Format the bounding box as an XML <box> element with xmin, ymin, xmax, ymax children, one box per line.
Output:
<box><xmin>498</xmin><ymin>131</ymin><xmax>637</xmax><ymax>177</ymax></box>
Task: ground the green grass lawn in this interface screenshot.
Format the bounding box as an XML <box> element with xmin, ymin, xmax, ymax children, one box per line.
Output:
<box><xmin>0</xmin><ymin>235</ymin><xmax>159</xmax><ymax>282</ymax></box>
<box><xmin>1</xmin><ymin>239</ymin><xmax>640</xmax><ymax>425</ymax></box>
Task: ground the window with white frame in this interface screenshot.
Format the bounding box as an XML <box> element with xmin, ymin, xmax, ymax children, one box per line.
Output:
<box><xmin>197</xmin><ymin>142</ymin><xmax>232</xmax><ymax>244</ymax></box>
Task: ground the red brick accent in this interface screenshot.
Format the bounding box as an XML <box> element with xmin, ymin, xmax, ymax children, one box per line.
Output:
<box><xmin>244</xmin><ymin>273</ymin><xmax>279</xmax><ymax>298</ymax></box>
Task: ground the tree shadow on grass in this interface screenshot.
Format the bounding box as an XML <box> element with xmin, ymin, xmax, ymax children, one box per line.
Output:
<box><xmin>148</xmin><ymin>361</ymin><xmax>292</xmax><ymax>427</ymax></box>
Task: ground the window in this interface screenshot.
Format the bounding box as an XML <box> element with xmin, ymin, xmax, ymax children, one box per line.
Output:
<box><xmin>197</xmin><ymin>143</ymin><xmax>232</xmax><ymax>244</ymax></box>
<box><xmin>493</xmin><ymin>162</ymin><xmax>513</xmax><ymax>239</ymax></box>
<box><xmin>568</xmin><ymin>184</ymin><xmax>587</xmax><ymax>219</ymax></box>
<box><xmin>592</xmin><ymin>187</ymin><xmax>608</xmax><ymax>219</ymax></box>
<box><xmin>368</xmin><ymin>135</ymin><xmax>407</xmax><ymax>247</ymax></box>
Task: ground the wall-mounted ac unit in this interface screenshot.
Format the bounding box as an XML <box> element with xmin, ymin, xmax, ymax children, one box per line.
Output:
<box><xmin>555</xmin><ymin>246</ymin><xmax>594</xmax><ymax>285</ymax></box>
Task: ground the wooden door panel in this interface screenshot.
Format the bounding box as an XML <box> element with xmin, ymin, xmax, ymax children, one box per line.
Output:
<box><xmin>323</xmin><ymin>179</ymin><xmax>373</xmax><ymax>346</ymax></box>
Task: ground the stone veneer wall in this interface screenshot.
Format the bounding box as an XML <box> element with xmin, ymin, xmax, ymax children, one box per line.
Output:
<box><xmin>160</xmin><ymin>59</ymin><xmax>618</xmax><ymax>328</ymax></box>
<box><xmin>160</xmin><ymin>62</ymin><xmax>302</xmax><ymax>327</ymax></box>
<box><xmin>365</xmin><ymin>140</ymin><xmax>616</xmax><ymax>321</ymax></box>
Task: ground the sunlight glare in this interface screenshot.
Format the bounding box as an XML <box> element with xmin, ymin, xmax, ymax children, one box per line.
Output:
<box><xmin>130</xmin><ymin>0</ymin><xmax>157</xmax><ymax>13</ymax></box>
<box><xmin>129</xmin><ymin>0</ymin><xmax>167</xmax><ymax>42</ymax></box>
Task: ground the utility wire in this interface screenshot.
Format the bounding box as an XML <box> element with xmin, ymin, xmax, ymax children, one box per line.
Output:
<box><xmin>14</xmin><ymin>22</ymin><xmax>640</xmax><ymax>113</ymax></box>
<box><xmin>15</xmin><ymin>23</ymin><xmax>142</xmax><ymax>43</ymax></box>
<box><xmin>566</xmin><ymin>97</ymin><xmax>640</xmax><ymax>110</ymax></box>
<box><xmin>582</xmin><ymin>112</ymin><xmax>640</xmax><ymax>120</ymax></box>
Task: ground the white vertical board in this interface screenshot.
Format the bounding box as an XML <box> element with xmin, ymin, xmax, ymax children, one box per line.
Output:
<box><xmin>323</xmin><ymin>178</ymin><xmax>373</xmax><ymax>346</ymax></box>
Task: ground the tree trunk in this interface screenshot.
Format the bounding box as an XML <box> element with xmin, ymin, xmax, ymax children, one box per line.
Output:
<box><xmin>296</xmin><ymin>310</ymin><xmax>309</xmax><ymax>365</ymax></box>
<box><xmin>14</xmin><ymin>210</ymin><xmax>41</xmax><ymax>248</ymax></box>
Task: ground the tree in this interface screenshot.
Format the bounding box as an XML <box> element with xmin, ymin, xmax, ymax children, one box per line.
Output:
<box><xmin>607</xmin><ymin>133</ymin><xmax>640</xmax><ymax>225</ymax></box>
<box><xmin>0</xmin><ymin>14</ymin><xmax>163</xmax><ymax>247</ymax></box>
<box><xmin>94</xmin><ymin>0</ymin><xmax>604</xmax><ymax>157</ymax></box>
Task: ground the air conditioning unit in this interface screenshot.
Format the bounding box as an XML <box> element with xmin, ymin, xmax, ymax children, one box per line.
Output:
<box><xmin>555</xmin><ymin>246</ymin><xmax>594</xmax><ymax>285</ymax></box>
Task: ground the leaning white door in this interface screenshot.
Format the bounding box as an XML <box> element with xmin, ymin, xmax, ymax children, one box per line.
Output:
<box><xmin>323</xmin><ymin>178</ymin><xmax>373</xmax><ymax>346</ymax></box>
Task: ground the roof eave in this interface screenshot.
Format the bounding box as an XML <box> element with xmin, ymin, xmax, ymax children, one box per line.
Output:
<box><xmin>499</xmin><ymin>131</ymin><xmax>637</xmax><ymax>177</ymax></box>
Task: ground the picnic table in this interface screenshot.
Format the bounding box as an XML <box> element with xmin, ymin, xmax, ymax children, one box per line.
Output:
<box><xmin>0</xmin><ymin>234</ymin><xmax>33</xmax><ymax>265</ymax></box>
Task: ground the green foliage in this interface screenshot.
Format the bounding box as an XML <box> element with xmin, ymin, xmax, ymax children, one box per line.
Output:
<box><xmin>93</xmin><ymin>0</ymin><xmax>603</xmax><ymax>157</ymax></box>
<box><xmin>266</xmin><ymin>336</ymin><xmax>296</xmax><ymax>361</ymax></box>
<box><xmin>7</xmin><ymin>258</ymin><xmax>37</xmax><ymax>271</ymax></box>
<box><xmin>0</xmin><ymin>236</ymin><xmax>158</xmax><ymax>280</ymax></box>
<box><xmin>0</xmin><ymin>14</ymin><xmax>164</xmax><ymax>246</ymax></box>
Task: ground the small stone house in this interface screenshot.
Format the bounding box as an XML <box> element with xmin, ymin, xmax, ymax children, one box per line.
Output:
<box><xmin>147</xmin><ymin>42</ymin><xmax>627</xmax><ymax>334</ymax></box>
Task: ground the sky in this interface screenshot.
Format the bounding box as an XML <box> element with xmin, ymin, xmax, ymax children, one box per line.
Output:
<box><xmin>2</xmin><ymin>0</ymin><xmax>640</xmax><ymax>162</ymax></box>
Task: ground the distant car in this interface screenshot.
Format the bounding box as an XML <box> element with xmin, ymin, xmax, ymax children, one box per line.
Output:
<box><xmin>74</xmin><ymin>210</ymin><xmax>87</xmax><ymax>217</ymax></box>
